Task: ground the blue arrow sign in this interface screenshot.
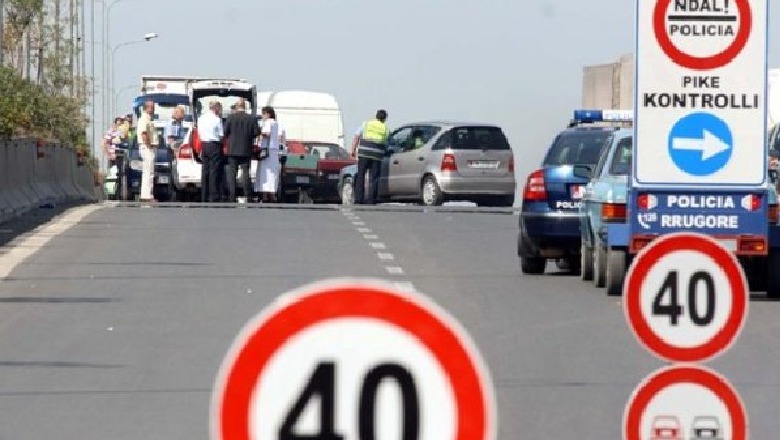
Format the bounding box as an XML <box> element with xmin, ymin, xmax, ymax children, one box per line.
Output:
<box><xmin>667</xmin><ymin>112</ymin><xmax>733</xmax><ymax>177</ymax></box>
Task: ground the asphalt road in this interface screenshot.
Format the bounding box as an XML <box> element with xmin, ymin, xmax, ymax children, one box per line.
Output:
<box><xmin>0</xmin><ymin>203</ymin><xmax>779</xmax><ymax>439</ymax></box>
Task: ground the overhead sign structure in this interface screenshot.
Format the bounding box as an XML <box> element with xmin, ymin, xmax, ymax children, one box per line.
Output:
<box><xmin>210</xmin><ymin>279</ymin><xmax>497</xmax><ymax>440</ymax></box>
<box><xmin>623</xmin><ymin>365</ymin><xmax>748</xmax><ymax>440</ymax></box>
<box><xmin>634</xmin><ymin>0</ymin><xmax>768</xmax><ymax>187</ymax></box>
<box><xmin>624</xmin><ymin>232</ymin><xmax>748</xmax><ymax>363</ymax></box>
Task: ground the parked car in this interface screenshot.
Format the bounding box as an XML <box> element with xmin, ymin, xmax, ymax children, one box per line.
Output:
<box><xmin>518</xmin><ymin>109</ymin><xmax>632</xmax><ymax>275</ymax></box>
<box><xmin>118</xmin><ymin>135</ymin><xmax>175</xmax><ymax>201</ymax></box>
<box><xmin>278</xmin><ymin>141</ymin><xmax>319</xmax><ymax>203</ymax></box>
<box><xmin>577</xmin><ymin>129</ymin><xmax>632</xmax><ymax>295</ymax></box>
<box><xmin>308</xmin><ymin>142</ymin><xmax>355</xmax><ymax>203</ymax></box>
<box><xmin>339</xmin><ymin>122</ymin><xmax>515</xmax><ymax>206</ymax></box>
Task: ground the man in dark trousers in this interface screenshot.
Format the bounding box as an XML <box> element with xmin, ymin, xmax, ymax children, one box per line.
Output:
<box><xmin>350</xmin><ymin>109</ymin><xmax>389</xmax><ymax>204</ymax></box>
<box><xmin>197</xmin><ymin>101</ymin><xmax>224</xmax><ymax>203</ymax></box>
<box><xmin>223</xmin><ymin>99</ymin><xmax>260</xmax><ymax>203</ymax></box>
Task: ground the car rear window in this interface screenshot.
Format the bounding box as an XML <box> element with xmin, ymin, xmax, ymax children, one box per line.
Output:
<box><xmin>436</xmin><ymin>126</ymin><xmax>511</xmax><ymax>150</ymax></box>
<box><xmin>543</xmin><ymin>130</ymin><xmax>612</xmax><ymax>166</ymax></box>
<box><xmin>609</xmin><ymin>137</ymin><xmax>632</xmax><ymax>176</ymax></box>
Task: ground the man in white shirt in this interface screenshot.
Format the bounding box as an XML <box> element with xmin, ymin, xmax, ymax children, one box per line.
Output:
<box><xmin>197</xmin><ymin>101</ymin><xmax>224</xmax><ymax>203</ymax></box>
<box><xmin>137</xmin><ymin>100</ymin><xmax>159</xmax><ymax>202</ymax></box>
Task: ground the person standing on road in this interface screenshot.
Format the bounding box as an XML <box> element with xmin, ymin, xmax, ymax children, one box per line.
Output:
<box><xmin>255</xmin><ymin>106</ymin><xmax>281</xmax><ymax>203</ymax></box>
<box><xmin>224</xmin><ymin>99</ymin><xmax>260</xmax><ymax>203</ymax></box>
<box><xmin>165</xmin><ymin>105</ymin><xmax>187</xmax><ymax>149</ymax></box>
<box><xmin>350</xmin><ymin>109</ymin><xmax>389</xmax><ymax>205</ymax></box>
<box><xmin>137</xmin><ymin>101</ymin><xmax>159</xmax><ymax>203</ymax></box>
<box><xmin>197</xmin><ymin>101</ymin><xmax>224</xmax><ymax>203</ymax></box>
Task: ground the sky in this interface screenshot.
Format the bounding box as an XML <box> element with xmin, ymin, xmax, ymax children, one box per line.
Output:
<box><xmin>92</xmin><ymin>0</ymin><xmax>780</xmax><ymax>182</ymax></box>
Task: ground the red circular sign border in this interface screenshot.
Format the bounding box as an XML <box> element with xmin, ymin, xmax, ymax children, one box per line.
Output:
<box><xmin>210</xmin><ymin>280</ymin><xmax>496</xmax><ymax>440</ymax></box>
<box><xmin>653</xmin><ymin>0</ymin><xmax>752</xmax><ymax>70</ymax></box>
<box><xmin>624</xmin><ymin>232</ymin><xmax>748</xmax><ymax>363</ymax></box>
<box><xmin>623</xmin><ymin>365</ymin><xmax>748</xmax><ymax>440</ymax></box>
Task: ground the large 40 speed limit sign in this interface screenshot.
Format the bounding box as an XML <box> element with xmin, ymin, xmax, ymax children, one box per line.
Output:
<box><xmin>210</xmin><ymin>279</ymin><xmax>497</xmax><ymax>440</ymax></box>
<box><xmin>624</xmin><ymin>233</ymin><xmax>748</xmax><ymax>363</ymax></box>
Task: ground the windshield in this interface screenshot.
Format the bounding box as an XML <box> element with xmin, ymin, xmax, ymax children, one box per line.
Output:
<box><xmin>543</xmin><ymin>130</ymin><xmax>612</xmax><ymax>166</ymax></box>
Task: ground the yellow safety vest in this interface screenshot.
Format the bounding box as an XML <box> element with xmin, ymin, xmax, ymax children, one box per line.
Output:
<box><xmin>358</xmin><ymin>119</ymin><xmax>388</xmax><ymax>160</ymax></box>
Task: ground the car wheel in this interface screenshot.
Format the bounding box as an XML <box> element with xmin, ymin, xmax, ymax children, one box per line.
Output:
<box><xmin>580</xmin><ymin>243</ymin><xmax>594</xmax><ymax>281</ymax></box>
<box><xmin>767</xmin><ymin>252</ymin><xmax>780</xmax><ymax>300</ymax></box>
<box><xmin>605</xmin><ymin>248</ymin><xmax>627</xmax><ymax>296</ymax></box>
<box><xmin>421</xmin><ymin>176</ymin><xmax>443</xmax><ymax>206</ymax></box>
<box><xmin>340</xmin><ymin>177</ymin><xmax>354</xmax><ymax>205</ymax></box>
<box><xmin>593</xmin><ymin>244</ymin><xmax>607</xmax><ymax>288</ymax></box>
<box><xmin>520</xmin><ymin>256</ymin><xmax>546</xmax><ymax>275</ymax></box>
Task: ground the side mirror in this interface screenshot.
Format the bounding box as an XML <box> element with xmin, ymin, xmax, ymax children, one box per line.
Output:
<box><xmin>572</xmin><ymin>164</ymin><xmax>593</xmax><ymax>180</ymax></box>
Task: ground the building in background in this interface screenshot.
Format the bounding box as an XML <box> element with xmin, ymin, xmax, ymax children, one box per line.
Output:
<box><xmin>581</xmin><ymin>53</ymin><xmax>634</xmax><ymax>110</ymax></box>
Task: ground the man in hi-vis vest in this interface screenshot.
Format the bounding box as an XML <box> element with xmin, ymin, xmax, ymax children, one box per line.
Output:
<box><xmin>350</xmin><ymin>109</ymin><xmax>389</xmax><ymax>204</ymax></box>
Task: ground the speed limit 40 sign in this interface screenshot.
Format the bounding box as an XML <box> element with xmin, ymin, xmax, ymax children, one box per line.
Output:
<box><xmin>210</xmin><ymin>279</ymin><xmax>497</xmax><ymax>440</ymax></box>
<box><xmin>624</xmin><ymin>232</ymin><xmax>748</xmax><ymax>363</ymax></box>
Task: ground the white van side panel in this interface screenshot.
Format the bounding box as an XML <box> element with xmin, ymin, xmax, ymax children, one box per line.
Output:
<box><xmin>263</xmin><ymin>91</ymin><xmax>345</xmax><ymax>148</ymax></box>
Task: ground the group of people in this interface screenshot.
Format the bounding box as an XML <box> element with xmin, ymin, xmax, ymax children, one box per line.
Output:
<box><xmin>196</xmin><ymin>100</ymin><xmax>285</xmax><ymax>203</ymax></box>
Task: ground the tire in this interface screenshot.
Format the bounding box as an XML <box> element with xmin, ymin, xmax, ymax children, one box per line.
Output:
<box><xmin>580</xmin><ymin>243</ymin><xmax>594</xmax><ymax>281</ymax></box>
<box><xmin>340</xmin><ymin>177</ymin><xmax>354</xmax><ymax>206</ymax></box>
<box><xmin>520</xmin><ymin>256</ymin><xmax>546</xmax><ymax>275</ymax></box>
<box><xmin>421</xmin><ymin>176</ymin><xmax>444</xmax><ymax>207</ymax></box>
<box><xmin>593</xmin><ymin>244</ymin><xmax>607</xmax><ymax>288</ymax></box>
<box><xmin>605</xmin><ymin>248</ymin><xmax>627</xmax><ymax>296</ymax></box>
<box><xmin>767</xmin><ymin>252</ymin><xmax>780</xmax><ymax>300</ymax></box>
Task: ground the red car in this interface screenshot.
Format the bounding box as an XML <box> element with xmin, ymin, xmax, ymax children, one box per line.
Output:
<box><xmin>285</xmin><ymin>141</ymin><xmax>355</xmax><ymax>203</ymax></box>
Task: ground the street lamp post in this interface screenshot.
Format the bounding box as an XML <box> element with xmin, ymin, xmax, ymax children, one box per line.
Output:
<box><xmin>110</xmin><ymin>32</ymin><xmax>158</xmax><ymax>117</ymax></box>
<box><xmin>104</xmin><ymin>0</ymin><xmax>128</xmax><ymax>125</ymax></box>
<box><xmin>113</xmin><ymin>84</ymin><xmax>137</xmax><ymax>116</ymax></box>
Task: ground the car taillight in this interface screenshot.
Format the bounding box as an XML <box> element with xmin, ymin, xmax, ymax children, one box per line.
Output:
<box><xmin>602</xmin><ymin>203</ymin><xmax>627</xmax><ymax>222</ymax></box>
<box><xmin>441</xmin><ymin>153</ymin><xmax>457</xmax><ymax>172</ymax></box>
<box><xmin>522</xmin><ymin>169</ymin><xmax>547</xmax><ymax>201</ymax></box>
<box><xmin>769</xmin><ymin>204</ymin><xmax>779</xmax><ymax>223</ymax></box>
<box><xmin>508</xmin><ymin>155</ymin><xmax>514</xmax><ymax>173</ymax></box>
<box><xmin>191</xmin><ymin>128</ymin><xmax>202</xmax><ymax>154</ymax></box>
<box><xmin>178</xmin><ymin>144</ymin><xmax>193</xmax><ymax>159</ymax></box>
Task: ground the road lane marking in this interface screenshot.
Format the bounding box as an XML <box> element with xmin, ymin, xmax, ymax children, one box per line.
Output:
<box><xmin>357</xmin><ymin>228</ymin><xmax>372</xmax><ymax>233</ymax></box>
<box><xmin>377</xmin><ymin>253</ymin><xmax>394</xmax><ymax>261</ymax></box>
<box><xmin>393</xmin><ymin>282</ymin><xmax>416</xmax><ymax>292</ymax></box>
<box><xmin>386</xmin><ymin>266</ymin><xmax>404</xmax><ymax>275</ymax></box>
<box><xmin>352</xmin><ymin>221</ymin><xmax>366</xmax><ymax>226</ymax></box>
<box><xmin>369</xmin><ymin>242</ymin><xmax>386</xmax><ymax>250</ymax></box>
<box><xmin>0</xmin><ymin>205</ymin><xmax>101</xmax><ymax>280</ymax></box>
<box><xmin>363</xmin><ymin>234</ymin><xmax>379</xmax><ymax>240</ymax></box>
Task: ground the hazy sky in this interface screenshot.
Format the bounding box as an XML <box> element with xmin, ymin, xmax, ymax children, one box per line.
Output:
<box><xmin>97</xmin><ymin>0</ymin><xmax>780</xmax><ymax>180</ymax></box>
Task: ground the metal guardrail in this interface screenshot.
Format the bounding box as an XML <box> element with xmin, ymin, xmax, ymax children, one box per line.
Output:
<box><xmin>0</xmin><ymin>139</ymin><xmax>101</xmax><ymax>223</ymax></box>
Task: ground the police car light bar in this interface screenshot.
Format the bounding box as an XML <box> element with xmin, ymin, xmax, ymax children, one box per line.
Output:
<box><xmin>572</xmin><ymin>109</ymin><xmax>634</xmax><ymax>124</ymax></box>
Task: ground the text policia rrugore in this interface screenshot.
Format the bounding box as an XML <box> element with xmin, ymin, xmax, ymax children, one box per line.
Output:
<box><xmin>644</xmin><ymin>75</ymin><xmax>759</xmax><ymax>110</ymax></box>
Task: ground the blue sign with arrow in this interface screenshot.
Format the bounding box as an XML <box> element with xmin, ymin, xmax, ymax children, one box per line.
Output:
<box><xmin>667</xmin><ymin>112</ymin><xmax>733</xmax><ymax>177</ymax></box>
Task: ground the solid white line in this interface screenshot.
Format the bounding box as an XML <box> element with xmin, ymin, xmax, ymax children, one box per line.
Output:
<box><xmin>377</xmin><ymin>253</ymin><xmax>394</xmax><ymax>261</ymax></box>
<box><xmin>357</xmin><ymin>228</ymin><xmax>372</xmax><ymax>234</ymax></box>
<box><xmin>369</xmin><ymin>242</ymin><xmax>386</xmax><ymax>250</ymax></box>
<box><xmin>0</xmin><ymin>205</ymin><xmax>101</xmax><ymax>280</ymax></box>
<box><xmin>386</xmin><ymin>266</ymin><xmax>405</xmax><ymax>275</ymax></box>
<box><xmin>364</xmin><ymin>234</ymin><xmax>379</xmax><ymax>240</ymax></box>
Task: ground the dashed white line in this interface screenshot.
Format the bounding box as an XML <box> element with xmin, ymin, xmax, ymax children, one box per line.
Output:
<box><xmin>369</xmin><ymin>242</ymin><xmax>386</xmax><ymax>250</ymax></box>
<box><xmin>363</xmin><ymin>234</ymin><xmax>379</xmax><ymax>240</ymax></box>
<box><xmin>377</xmin><ymin>253</ymin><xmax>394</xmax><ymax>261</ymax></box>
<box><xmin>352</xmin><ymin>221</ymin><xmax>366</xmax><ymax>226</ymax></box>
<box><xmin>357</xmin><ymin>228</ymin><xmax>372</xmax><ymax>233</ymax></box>
<box><xmin>393</xmin><ymin>282</ymin><xmax>416</xmax><ymax>292</ymax></box>
<box><xmin>386</xmin><ymin>266</ymin><xmax>405</xmax><ymax>275</ymax></box>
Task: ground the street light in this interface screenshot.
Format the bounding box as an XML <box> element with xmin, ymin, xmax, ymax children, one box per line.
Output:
<box><xmin>110</xmin><ymin>32</ymin><xmax>158</xmax><ymax>117</ymax></box>
<box><xmin>102</xmin><ymin>0</ymin><xmax>128</xmax><ymax>134</ymax></box>
<box><xmin>113</xmin><ymin>84</ymin><xmax>138</xmax><ymax>116</ymax></box>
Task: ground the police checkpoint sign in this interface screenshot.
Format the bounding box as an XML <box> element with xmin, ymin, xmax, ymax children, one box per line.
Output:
<box><xmin>634</xmin><ymin>0</ymin><xmax>768</xmax><ymax>187</ymax></box>
<box><xmin>210</xmin><ymin>279</ymin><xmax>497</xmax><ymax>440</ymax></box>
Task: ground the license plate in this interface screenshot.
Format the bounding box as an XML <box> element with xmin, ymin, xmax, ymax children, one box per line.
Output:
<box><xmin>157</xmin><ymin>176</ymin><xmax>170</xmax><ymax>184</ymax></box>
<box><xmin>468</xmin><ymin>160</ymin><xmax>499</xmax><ymax>170</ymax></box>
<box><xmin>296</xmin><ymin>176</ymin><xmax>310</xmax><ymax>184</ymax></box>
<box><xmin>328</xmin><ymin>174</ymin><xmax>339</xmax><ymax>180</ymax></box>
<box><xmin>717</xmin><ymin>239</ymin><xmax>737</xmax><ymax>252</ymax></box>
<box><xmin>571</xmin><ymin>185</ymin><xmax>584</xmax><ymax>199</ymax></box>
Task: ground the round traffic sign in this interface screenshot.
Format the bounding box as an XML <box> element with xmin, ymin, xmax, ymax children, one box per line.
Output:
<box><xmin>210</xmin><ymin>279</ymin><xmax>497</xmax><ymax>440</ymax></box>
<box><xmin>653</xmin><ymin>0</ymin><xmax>752</xmax><ymax>70</ymax></box>
<box><xmin>623</xmin><ymin>365</ymin><xmax>747</xmax><ymax>440</ymax></box>
<box><xmin>624</xmin><ymin>232</ymin><xmax>748</xmax><ymax>363</ymax></box>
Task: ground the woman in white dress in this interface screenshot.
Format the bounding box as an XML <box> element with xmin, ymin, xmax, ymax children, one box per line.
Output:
<box><xmin>255</xmin><ymin>106</ymin><xmax>281</xmax><ymax>202</ymax></box>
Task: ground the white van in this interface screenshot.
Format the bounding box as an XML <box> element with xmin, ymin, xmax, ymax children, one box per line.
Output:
<box><xmin>259</xmin><ymin>91</ymin><xmax>344</xmax><ymax>148</ymax></box>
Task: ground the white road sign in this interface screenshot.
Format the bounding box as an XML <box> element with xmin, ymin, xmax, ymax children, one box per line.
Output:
<box><xmin>634</xmin><ymin>0</ymin><xmax>768</xmax><ymax>187</ymax></box>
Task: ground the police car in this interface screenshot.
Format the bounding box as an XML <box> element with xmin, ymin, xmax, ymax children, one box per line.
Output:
<box><xmin>518</xmin><ymin>110</ymin><xmax>632</xmax><ymax>275</ymax></box>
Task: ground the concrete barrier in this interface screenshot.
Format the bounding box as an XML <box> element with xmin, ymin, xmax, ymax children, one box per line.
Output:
<box><xmin>0</xmin><ymin>138</ymin><xmax>100</xmax><ymax>223</ymax></box>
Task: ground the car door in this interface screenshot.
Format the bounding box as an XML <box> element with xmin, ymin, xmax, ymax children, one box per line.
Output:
<box><xmin>393</xmin><ymin>125</ymin><xmax>441</xmax><ymax>195</ymax></box>
<box><xmin>383</xmin><ymin>126</ymin><xmax>413</xmax><ymax>196</ymax></box>
<box><xmin>580</xmin><ymin>140</ymin><xmax>611</xmax><ymax>247</ymax></box>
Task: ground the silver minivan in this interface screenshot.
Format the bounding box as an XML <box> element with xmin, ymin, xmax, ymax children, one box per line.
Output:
<box><xmin>371</xmin><ymin>121</ymin><xmax>515</xmax><ymax>206</ymax></box>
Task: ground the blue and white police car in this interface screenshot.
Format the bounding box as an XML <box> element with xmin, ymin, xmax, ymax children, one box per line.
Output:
<box><xmin>518</xmin><ymin>110</ymin><xmax>633</xmax><ymax>275</ymax></box>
